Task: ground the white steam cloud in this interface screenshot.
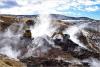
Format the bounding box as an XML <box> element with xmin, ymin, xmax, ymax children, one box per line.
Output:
<box><xmin>0</xmin><ymin>46</ymin><xmax>20</xmax><ymax>59</ymax></box>
<box><xmin>90</xmin><ymin>59</ymin><xmax>100</xmax><ymax>67</ymax></box>
<box><xmin>63</xmin><ymin>22</ymin><xmax>92</xmax><ymax>49</ymax></box>
<box><xmin>0</xmin><ymin>23</ymin><xmax>23</xmax><ymax>59</ymax></box>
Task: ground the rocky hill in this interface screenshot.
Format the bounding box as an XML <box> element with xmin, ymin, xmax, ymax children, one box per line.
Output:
<box><xmin>0</xmin><ymin>14</ymin><xmax>100</xmax><ymax>67</ymax></box>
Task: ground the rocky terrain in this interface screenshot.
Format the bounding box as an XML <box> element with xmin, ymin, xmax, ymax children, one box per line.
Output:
<box><xmin>0</xmin><ymin>54</ymin><xmax>26</xmax><ymax>67</ymax></box>
<box><xmin>0</xmin><ymin>14</ymin><xmax>100</xmax><ymax>67</ymax></box>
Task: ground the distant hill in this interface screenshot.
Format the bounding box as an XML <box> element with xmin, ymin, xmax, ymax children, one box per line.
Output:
<box><xmin>0</xmin><ymin>14</ymin><xmax>98</xmax><ymax>21</ymax></box>
<box><xmin>50</xmin><ymin>14</ymin><xmax>95</xmax><ymax>21</ymax></box>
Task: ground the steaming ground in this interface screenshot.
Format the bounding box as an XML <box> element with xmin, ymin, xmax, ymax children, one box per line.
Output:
<box><xmin>0</xmin><ymin>15</ymin><xmax>100</xmax><ymax>67</ymax></box>
<box><xmin>0</xmin><ymin>30</ymin><xmax>20</xmax><ymax>59</ymax></box>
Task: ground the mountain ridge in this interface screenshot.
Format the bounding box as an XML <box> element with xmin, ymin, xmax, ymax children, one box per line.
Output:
<box><xmin>0</xmin><ymin>14</ymin><xmax>99</xmax><ymax>21</ymax></box>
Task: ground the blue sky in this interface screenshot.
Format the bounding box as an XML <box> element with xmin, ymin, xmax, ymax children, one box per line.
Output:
<box><xmin>0</xmin><ymin>0</ymin><xmax>100</xmax><ymax>20</ymax></box>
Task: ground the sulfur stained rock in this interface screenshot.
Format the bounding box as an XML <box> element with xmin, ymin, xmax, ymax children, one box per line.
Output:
<box><xmin>0</xmin><ymin>54</ymin><xmax>26</xmax><ymax>67</ymax></box>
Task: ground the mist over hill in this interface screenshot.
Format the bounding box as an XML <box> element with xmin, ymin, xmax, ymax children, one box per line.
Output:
<box><xmin>0</xmin><ymin>14</ymin><xmax>100</xmax><ymax>67</ymax></box>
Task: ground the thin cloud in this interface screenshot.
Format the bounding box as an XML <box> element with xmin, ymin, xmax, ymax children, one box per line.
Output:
<box><xmin>85</xmin><ymin>6</ymin><xmax>100</xmax><ymax>11</ymax></box>
<box><xmin>0</xmin><ymin>0</ymin><xmax>100</xmax><ymax>15</ymax></box>
<box><xmin>0</xmin><ymin>0</ymin><xmax>20</xmax><ymax>8</ymax></box>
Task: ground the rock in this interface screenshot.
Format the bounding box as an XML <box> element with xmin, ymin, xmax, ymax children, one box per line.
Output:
<box><xmin>82</xmin><ymin>62</ymin><xmax>90</xmax><ymax>67</ymax></box>
<box><xmin>75</xmin><ymin>29</ymin><xmax>100</xmax><ymax>59</ymax></box>
<box><xmin>0</xmin><ymin>54</ymin><xmax>26</xmax><ymax>67</ymax></box>
<box><xmin>77</xmin><ymin>32</ymin><xmax>89</xmax><ymax>48</ymax></box>
<box><xmin>20</xmin><ymin>56</ymin><xmax>90</xmax><ymax>67</ymax></box>
<box><xmin>69</xmin><ymin>64</ymin><xmax>84</xmax><ymax>67</ymax></box>
<box><xmin>20</xmin><ymin>57</ymin><xmax>71</xmax><ymax>67</ymax></box>
<box><xmin>20</xmin><ymin>48</ymin><xmax>88</xmax><ymax>67</ymax></box>
<box><xmin>72</xmin><ymin>48</ymin><xmax>100</xmax><ymax>60</ymax></box>
<box><xmin>85</xmin><ymin>29</ymin><xmax>100</xmax><ymax>52</ymax></box>
<box><xmin>43</xmin><ymin>48</ymin><xmax>75</xmax><ymax>60</ymax></box>
<box><xmin>0</xmin><ymin>16</ymin><xmax>19</xmax><ymax>31</ymax></box>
